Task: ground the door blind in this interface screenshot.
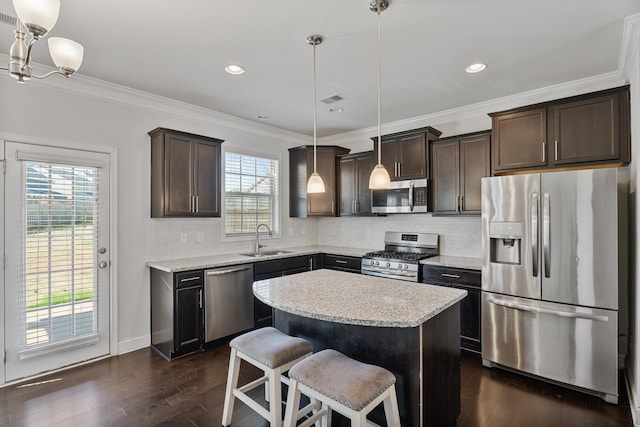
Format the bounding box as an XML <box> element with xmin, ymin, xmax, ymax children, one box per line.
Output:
<box><xmin>19</xmin><ymin>160</ymin><xmax>101</xmax><ymax>353</ymax></box>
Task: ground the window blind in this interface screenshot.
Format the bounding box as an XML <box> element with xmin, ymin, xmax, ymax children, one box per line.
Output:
<box><xmin>225</xmin><ymin>152</ymin><xmax>279</xmax><ymax>236</ymax></box>
<box><xmin>19</xmin><ymin>160</ymin><xmax>100</xmax><ymax>353</ymax></box>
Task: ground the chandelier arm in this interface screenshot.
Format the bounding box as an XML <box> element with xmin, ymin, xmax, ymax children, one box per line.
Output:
<box><xmin>21</xmin><ymin>35</ymin><xmax>40</xmax><ymax>72</ymax></box>
<box><xmin>31</xmin><ymin>69</ymin><xmax>68</xmax><ymax>80</ymax></box>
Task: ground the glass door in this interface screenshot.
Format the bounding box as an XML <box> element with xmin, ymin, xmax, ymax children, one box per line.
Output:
<box><xmin>4</xmin><ymin>142</ymin><xmax>111</xmax><ymax>382</ymax></box>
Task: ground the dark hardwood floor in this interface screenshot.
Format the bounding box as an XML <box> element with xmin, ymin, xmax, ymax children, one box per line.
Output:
<box><xmin>0</xmin><ymin>345</ymin><xmax>633</xmax><ymax>426</ymax></box>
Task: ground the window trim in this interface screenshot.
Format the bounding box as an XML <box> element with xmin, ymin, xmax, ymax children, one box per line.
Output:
<box><xmin>221</xmin><ymin>147</ymin><xmax>282</xmax><ymax>242</ymax></box>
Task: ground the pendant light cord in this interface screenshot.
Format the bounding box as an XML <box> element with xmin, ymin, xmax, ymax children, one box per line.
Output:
<box><xmin>313</xmin><ymin>41</ymin><xmax>318</xmax><ymax>174</ymax></box>
<box><xmin>377</xmin><ymin>8</ymin><xmax>382</xmax><ymax>165</ymax></box>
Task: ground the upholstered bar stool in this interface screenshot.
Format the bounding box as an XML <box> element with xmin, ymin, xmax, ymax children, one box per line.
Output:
<box><xmin>283</xmin><ymin>349</ymin><xmax>401</xmax><ymax>427</ymax></box>
<box><xmin>222</xmin><ymin>327</ymin><xmax>314</xmax><ymax>427</ymax></box>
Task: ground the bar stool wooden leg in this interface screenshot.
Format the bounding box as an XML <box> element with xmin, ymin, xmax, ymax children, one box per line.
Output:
<box><xmin>222</xmin><ymin>348</ymin><xmax>240</xmax><ymax>426</ymax></box>
<box><xmin>383</xmin><ymin>385</ymin><xmax>401</xmax><ymax>426</ymax></box>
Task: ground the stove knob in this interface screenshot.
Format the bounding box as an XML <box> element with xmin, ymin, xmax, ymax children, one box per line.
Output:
<box><xmin>404</xmin><ymin>264</ymin><xmax>409</xmax><ymax>269</ymax></box>
<box><xmin>397</xmin><ymin>263</ymin><xmax>403</xmax><ymax>269</ymax></box>
<box><xmin>369</xmin><ymin>260</ymin><xmax>375</xmax><ymax>266</ymax></box>
<box><xmin>375</xmin><ymin>261</ymin><xmax>380</xmax><ymax>266</ymax></box>
<box><xmin>386</xmin><ymin>262</ymin><xmax>391</xmax><ymax>268</ymax></box>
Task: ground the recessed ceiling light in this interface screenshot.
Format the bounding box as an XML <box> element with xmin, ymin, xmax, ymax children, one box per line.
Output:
<box><xmin>329</xmin><ymin>108</ymin><xmax>343</xmax><ymax>114</ymax></box>
<box><xmin>257</xmin><ymin>115</ymin><xmax>269</xmax><ymax>120</ymax></box>
<box><xmin>225</xmin><ymin>64</ymin><xmax>246</xmax><ymax>75</ymax></box>
<box><xmin>466</xmin><ymin>63</ymin><xmax>487</xmax><ymax>74</ymax></box>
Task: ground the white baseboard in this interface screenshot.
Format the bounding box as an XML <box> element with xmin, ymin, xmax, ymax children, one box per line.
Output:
<box><xmin>117</xmin><ymin>335</ymin><xmax>150</xmax><ymax>355</ymax></box>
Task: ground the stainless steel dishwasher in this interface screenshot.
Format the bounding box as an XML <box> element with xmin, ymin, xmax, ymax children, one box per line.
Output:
<box><xmin>204</xmin><ymin>264</ymin><xmax>255</xmax><ymax>342</ymax></box>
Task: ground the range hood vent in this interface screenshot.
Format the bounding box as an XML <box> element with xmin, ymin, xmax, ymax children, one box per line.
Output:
<box><xmin>319</xmin><ymin>94</ymin><xmax>343</xmax><ymax>104</ymax></box>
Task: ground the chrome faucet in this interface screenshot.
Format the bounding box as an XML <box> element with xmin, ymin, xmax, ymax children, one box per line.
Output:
<box><xmin>255</xmin><ymin>223</ymin><xmax>273</xmax><ymax>253</ymax></box>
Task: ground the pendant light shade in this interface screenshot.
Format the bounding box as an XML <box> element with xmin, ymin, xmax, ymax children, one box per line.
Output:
<box><xmin>306</xmin><ymin>34</ymin><xmax>326</xmax><ymax>194</ymax></box>
<box><xmin>307</xmin><ymin>172</ymin><xmax>326</xmax><ymax>193</ymax></box>
<box><xmin>13</xmin><ymin>0</ymin><xmax>60</xmax><ymax>34</ymax></box>
<box><xmin>368</xmin><ymin>0</ymin><xmax>391</xmax><ymax>190</ymax></box>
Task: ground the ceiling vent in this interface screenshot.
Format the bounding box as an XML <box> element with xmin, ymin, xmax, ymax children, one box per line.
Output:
<box><xmin>0</xmin><ymin>12</ymin><xmax>17</xmax><ymax>26</ymax></box>
<box><xmin>319</xmin><ymin>94</ymin><xmax>343</xmax><ymax>104</ymax></box>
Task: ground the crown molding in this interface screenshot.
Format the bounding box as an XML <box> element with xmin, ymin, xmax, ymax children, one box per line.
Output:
<box><xmin>619</xmin><ymin>13</ymin><xmax>640</xmax><ymax>81</ymax></box>
<box><xmin>321</xmin><ymin>70</ymin><xmax>627</xmax><ymax>146</ymax></box>
<box><xmin>0</xmin><ymin>53</ymin><xmax>308</xmax><ymax>145</ymax></box>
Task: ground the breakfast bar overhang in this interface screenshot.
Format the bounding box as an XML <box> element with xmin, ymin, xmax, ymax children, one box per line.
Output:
<box><xmin>253</xmin><ymin>269</ymin><xmax>467</xmax><ymax>427</ymax></box>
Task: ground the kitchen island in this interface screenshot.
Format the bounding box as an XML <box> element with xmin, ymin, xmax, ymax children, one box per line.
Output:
<box><xmin>253</xmin><ymin>269</ymin><xmax>467</xmax><ymax>427</ymax></box>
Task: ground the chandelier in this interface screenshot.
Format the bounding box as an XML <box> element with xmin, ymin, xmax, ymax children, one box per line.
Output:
<box><xmin>1</xmin><ymin>0</ymin><xmax>83</xmax><ymax>83</ymax></box>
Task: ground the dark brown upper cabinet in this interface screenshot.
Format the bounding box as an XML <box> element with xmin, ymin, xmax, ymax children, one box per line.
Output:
<box><xmin>431</xmin><ymin>131</ymin><xmax>490</xmax><ymax>215</ymax></box>
<box><xmin>372</xmin><ymin>127</ymin><xmax>442</xmax><ymax>181</ymax></box>
<box><xmin>289</xmin><ymin>145</ymin><xmax>350</xmax><ymax>217</ymax></box>
<box><xmin>490</xmin><ymin>86</ymin><xmax>630</xmax><ymax>174</ymax></box>
<box><xmin>149</xmin><ymin>128</ymin><xmax>223</xmax><ymax>218</ymax></box>
<box><xmin>339</xmin><ymin>151</ymin><xmax>373</xmax><ymax>216</ymax></box>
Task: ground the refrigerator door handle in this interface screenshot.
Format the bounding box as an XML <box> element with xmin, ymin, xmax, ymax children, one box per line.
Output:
<box><xmin>486</xmin><ymin>297</ymin><xmax>609</xmax><ymax>322</ymax></box>
<box><xmin>543</xmin><ymin>192</ymin><xmax>551</xmax><ymax>278</ymax></box>
<box><xmin>531</xmin><ymin>192</ymin><xmax>539</xmax><ymax>277</ymax></box>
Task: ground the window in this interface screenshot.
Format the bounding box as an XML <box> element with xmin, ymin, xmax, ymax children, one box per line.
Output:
<box><xmin>225</xmin><ymin>152</ymin><xmax>279</xmax><ymax>236</ymax></box>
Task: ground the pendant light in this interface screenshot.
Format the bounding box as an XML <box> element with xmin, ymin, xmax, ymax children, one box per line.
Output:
<box><xmin>368</xmin><ymin>0</ymin><xmax>392</xmax><ymax>189</ymax></box>
<box><xmin>306</xmin><ymin>34</ymin><xmax>326</xmax><ymax>194</ymax></box>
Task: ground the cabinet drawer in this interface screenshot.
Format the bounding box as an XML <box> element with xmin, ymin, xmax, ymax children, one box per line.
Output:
<box><xmin>322</xmin><ymin>254</ymin><xmax>361</xmax><ymax>273</ymax></box>
<box><xmin>175</xmin><ymin>270</ymin><xmax>203</xmax><ymax>288</ymax></box>
<box><xmin>254</xmin><ymin>255</ymin><xmax>311</xmax><ymax>277</ymax></box>
<box><xmin>422</xmin><ymin>265</ymin><xmax>480</xmax><ymax>288</ymax></box>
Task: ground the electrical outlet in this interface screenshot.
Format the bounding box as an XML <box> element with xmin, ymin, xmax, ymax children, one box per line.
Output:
<box><xmin>197</xmin><ymin>231</ymin><xmax>205</xmax><ymax>242</ymax></box>
<box><xmin>180</xmin><ymin>233</ymin><xmax>187</xmax><ymax>243</ymax></box>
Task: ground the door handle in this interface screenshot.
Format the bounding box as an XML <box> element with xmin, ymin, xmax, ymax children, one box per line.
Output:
<box><xmin>180</xmin><ymin>276</ymin><xmax>200</xmax><ymax>282</ymax></box>
<box><xmin>441</xmin><ymin>273</ymin><xmax>460</xmax><ymax>279</ymax></box>
<box><xmin>198</xmin><ymin>289</ymin><xmax>203</xmax><ymax>309</ymax></box>
<box><xmin>335</xmin><ymin>260</ymin><xmax>348</xmax><ymax>264</ymax></box>
<box><xmin>531</xmin><ymin>192</ymin><xmax>539</xmax><ymax>277</ymax></box>
<box><xmin>555</xmin><ymin>140</ymin><xmax>559</xmax><ymax>161</ymax></box>
<box><xmin>543</xmin><ymin>192</ymin><xmax>550</xmax><ymax>278</ymax></box>
<box><xmin>487</xmin><ymin>297</ymin><xmax>609</xmax><ymax>322</ymax></box>
<box><xmin>195</xmin><ymin>195</ymin><xmax>199</xmax><ymax>213</ymax></box>
<box><xmin>408</xmin><ymin>181</ymin><xmax>414</xmax><ymax>212</ymax></box>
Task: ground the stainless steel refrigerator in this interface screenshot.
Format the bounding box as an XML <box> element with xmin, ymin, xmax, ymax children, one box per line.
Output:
<box><xmin>481</xmin><ymin>167</ymin><xmax>624</xmax><ymax>403</ymax></box>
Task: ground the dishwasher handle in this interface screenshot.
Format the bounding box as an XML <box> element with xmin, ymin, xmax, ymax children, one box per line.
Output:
<box><xmin>206</xmin><ymin>266</ymin><xmax>253</xmax><ymax>276</ymax></box>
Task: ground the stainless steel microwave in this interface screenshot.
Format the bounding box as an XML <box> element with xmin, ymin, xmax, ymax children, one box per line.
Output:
<box><xmin>371</xmin><ymin>179</ymin><xmax>428</xmax><ymax>214</ymax></box>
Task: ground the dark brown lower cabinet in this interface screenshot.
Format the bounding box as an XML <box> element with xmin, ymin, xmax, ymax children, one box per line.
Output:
<box><xmin>253</xmin><ymin>255</ymin><xmax>318</xmax><ymax>328</ymax></box>
<box><xmin>151</xmin><ymin>268</ymin><xmax>204</xmax><ymax>359</ymax></box>
<box><xmin>422</xmin><ymin>265</ymin><xmax>481</xmax><ymax>353</ymax></box>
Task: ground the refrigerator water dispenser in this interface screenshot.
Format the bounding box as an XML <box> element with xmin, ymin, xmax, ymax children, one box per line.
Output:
<box><xmin>489</xmin><ymin>222</ymin><xmax>522</xmax><ymax>265</ymax></box>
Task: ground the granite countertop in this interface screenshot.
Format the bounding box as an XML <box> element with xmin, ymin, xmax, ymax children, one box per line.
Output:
<box><xmin>146</xmin><ymin>245</ymin><xmax>376</xmax><ymax>273</ymax></box>
<box><xmin>253</xmin><ymin>269</ymin><xmax>467</xmax><ymax>328</ymax></box>
<box><xmin>421</xmin><ymin>255</ymin><xmax>482</xmax><ymax>271</ymax></box>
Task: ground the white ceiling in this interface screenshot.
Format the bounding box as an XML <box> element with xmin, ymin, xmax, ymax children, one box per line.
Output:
<box><xmin>1</xmin><ymin>0</ymin><xmax>639</xmax><ymax>138</ymax></box>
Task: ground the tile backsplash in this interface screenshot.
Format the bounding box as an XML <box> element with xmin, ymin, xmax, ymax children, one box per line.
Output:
<box><xmin>147</xmin><ymin>214</ymin><xmax>481</xmax><ymax>260</ymax></box>
<box><xmin>316</xmin><ymin>215</ymin><xmax>482</xmax><ymax>257</ymax></box>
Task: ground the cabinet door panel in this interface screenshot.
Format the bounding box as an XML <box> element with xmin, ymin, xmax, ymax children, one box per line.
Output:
<box><xmin>553</xmin><ymin>94</ymin><xmax>619</xmax><ymax>164</ymax></box>
<box><xmin>379</xmin><ymin>140</ymin><xmax>398</xmax><ymax>178</ymax></box>
<box><xmin>493</xmin><ymin>108</ymin><xmax>547</xmax><ymax>172</ymax></box>
<box><xmin>193</xmin><ymin>141</ymin><xmax>221</xmax><ymax>216</ymax></box>
<box><xmin>308</xmin><ymin>149</ymin><xmax>337</xmax><ymax>216</ymax></box>
<box><xmin>355</xmin><ymin>154</ymin><xmax>373</xmax><ymax>215</ymax></box>
<box><xmin>165</xmin><ymin>135</ymin><xmax>193</xmax><ymax>216</ymax></box>
<box><xmin>431</xmin><ymin>141</ymin><xmax>460</xmax><ymax>214</ymax></box>
<box><xmin>175</xmin><ymin>286</ymin><xmax>202</xmax><ymax>355</ymax></box>
<box><xmin>460</xmin><ymin>134</ymin><xmax>490</xmax><ymax>214</ymax></box>
<box><xmin>340</xmin><ymin>157</ymin><xmax>356</xmax><ymax>216</ymax></box>
<box><xmin>398</xmin><ymin>133</ymin><xmax>427</xmax><ymax>179</ymax></box>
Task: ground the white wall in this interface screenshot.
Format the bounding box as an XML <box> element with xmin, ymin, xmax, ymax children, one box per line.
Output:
<box><xmin>625</xmin><ymin>27</ymin><xmax>640</xmax><ymax>424</ymax></box>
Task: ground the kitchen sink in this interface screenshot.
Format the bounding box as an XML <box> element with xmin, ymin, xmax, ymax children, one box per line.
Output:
<box><xmin>240</xmin><ymin>250</ymin><xmax>293</xmax><ymax>257</ymax></box>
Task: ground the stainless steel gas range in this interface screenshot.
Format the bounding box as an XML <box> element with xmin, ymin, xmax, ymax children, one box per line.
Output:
<box><xmin>361</xmin><ymin>231</ymin><xmax>439</xmax><ymax>282</ymax></box>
